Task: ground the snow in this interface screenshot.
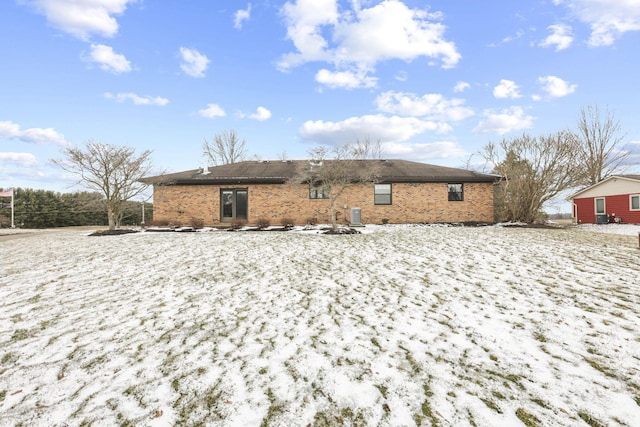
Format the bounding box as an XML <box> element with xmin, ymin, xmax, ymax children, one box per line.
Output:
<box><xmin>1</xmin><ymin>224</ymin><xmax>639</xmax><ymax>426</ymax></box>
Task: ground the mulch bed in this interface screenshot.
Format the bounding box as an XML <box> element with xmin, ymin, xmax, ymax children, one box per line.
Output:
<box><xmin>88</xmin><ymin>229</ymin><xmax>139</xmax><ymax>236</ymax></box>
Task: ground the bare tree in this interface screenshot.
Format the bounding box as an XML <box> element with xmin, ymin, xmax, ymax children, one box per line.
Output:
<box><xmin>202</xmin><ymin>129</ymin><xmax>247</xmax><ymax>166</ymax></box>
<box><xmin>573</xmin><ymin>104</ymin><xmax>629</xmax><ymax>186</ymax></box>
<box><xmin>52</xmin><ymin>141</ymin><xmax>153</xmax><ymax>230</ymax></box>
<box><xmin>479</xmin><ymin>132</ymin><xmax>580</xmax><ymax>223</ymax></box>
<box><xmin>293</xmin><ymin>140</ymin><xmax>380</xmax><ymax>232</ymax></box>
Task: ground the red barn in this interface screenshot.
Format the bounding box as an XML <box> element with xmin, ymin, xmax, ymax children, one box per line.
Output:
<box><xmin>570</xmin><ymin>175</ymin><xmax>640</xmax><ymax>224</ymax></box>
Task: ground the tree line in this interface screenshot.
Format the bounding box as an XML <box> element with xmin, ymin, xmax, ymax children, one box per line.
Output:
<box><xmin>0</xmin><ymin>188</ymin><xmax>152</xmax><ymax>229</ymax></box>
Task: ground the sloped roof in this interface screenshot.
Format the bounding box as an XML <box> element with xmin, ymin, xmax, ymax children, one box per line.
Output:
<box><xmin>140</xmin><ymin>159</ymin><xmax>499</xmax><ymax>185</ymax></box>
<box><xmin>569</xmin><ymin>174</ymin><xmax>640</xmax><ymax>200</ymax></box>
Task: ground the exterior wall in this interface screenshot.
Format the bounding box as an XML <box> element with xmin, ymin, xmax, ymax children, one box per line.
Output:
<box><xmin>152</xmin><ymin>181</ymin><xmax>495</xmax><ymax>226</ymax></box>
<box><xmin>574</xmin><ymin>194</ymin><xmax>640</xmax><ymax>224</ymax></box>
<box><xmin>572</xmin><ymin>177</ymin><xmax>640</xmax><ymax>199</ymax></box>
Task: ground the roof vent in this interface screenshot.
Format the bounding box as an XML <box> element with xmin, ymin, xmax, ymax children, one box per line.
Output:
<box><xmin>200</xmin><ymin>167</ymin><xmax>210</xmax><ymax>175</ymax></box>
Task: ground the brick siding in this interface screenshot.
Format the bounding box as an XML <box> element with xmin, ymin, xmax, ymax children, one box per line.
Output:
<box><xmin>152</xmin><ymin>182</ymin><xmax>495</xmax><ymax>226</ymax></box>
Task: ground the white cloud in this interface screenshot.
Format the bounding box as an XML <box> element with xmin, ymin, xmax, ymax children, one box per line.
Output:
<box><xmin>375</xmin><ymin>91</ymin><xmax>474</xmax><ymax>122</ymax></box>
<box><xmin>22</xmin><ymin>0</ymin><xmax>135</xmax><ymax>40</ymax></box>
<box><xmin>539</xmin><ymin>24</ymin><xmax>574</xmax><ymax>51</ymax></box>
<box><xmin>104</xmin><ymin>92</ymin><xmax>169</xmax><ymax>106</ymax></box>
<box><xmin>278</xmin><ymin>0</ymin><xmax>460</xmax><ymax>71</ymax></box>
<box><xmin>234</xmin><ymin>4</ymin><xmax>252</xmax><ymax>30</ymax></box>
<box><xmin>554</xmin><ymin>0</ymin><xmax>640</xmax><ymax>46</ymax></box>
<box><xmin>87</xmin><ymin>43</ymin><xmax>132</xmax><ymax>74</ymax></box>
<box><xmin>453</xmin><ymin>81</ymin><xmax>470</xmax><ymax>93</ymax></box>
<box><xmin>315</xmin><ymin>68</ymin><xmax>377</xmax><ymax>89</ymax></box>
<box><xmin>0</xmin><ymin>120</ymin><xmax>69</xmax><ymax>146</ymax></box>
<box><xmin>179</xmin><ymin>47</ymin><xmax>210</xmax><ymax>78</ymax></box>
<box><xmin>382</xmin><ymin>141</ymin><xmax>468</xmax><ymax>160</ymax></box>
<box><xmin>0</xmin><ymin>152</ymin><xmax>38</xmax><ymax>167</ymax></box>
<box><xmin>493</xmin><ymin>79</ymin><xmax>522</xmax><ymax>99</ymax></box>
<box><xmin>538</xmin><ymin>75</ymin><xmax>577</xmax><ymax>97</ymax></box>
<box><xmin>300</xmin><ymin>114</ymin><xmax>451</xmax><ymax>145</ymax></box>
<box><xmin>198</xmin><ymin>104</ymin><xmax>226</xmax><ymax>118</ymax></box>
<box><xmin>248</xmin><ymin>106</ymin><xmax>272</xmax><ymax>121</ymax></box>
<box><xmin>473</xmin><ymin>107</ymin><xmax>534</xmax><ymax>135</ymax></box>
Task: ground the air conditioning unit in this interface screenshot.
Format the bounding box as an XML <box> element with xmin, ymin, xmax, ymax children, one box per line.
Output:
<box><xmin>596</xmin><ymin>214</ymin><xmax>608</xmax><ymax>224</ymax></box>
<box><xmin>350</xmin><ymin>207</ymin><xmax>362</xmax><ymax>226</ymax></box>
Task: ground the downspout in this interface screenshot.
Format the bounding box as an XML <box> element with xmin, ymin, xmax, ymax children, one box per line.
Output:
<box><xmin>572</xmin><ymin>202</ymin><xmax>578</xmax><ymax>224</ymax></box>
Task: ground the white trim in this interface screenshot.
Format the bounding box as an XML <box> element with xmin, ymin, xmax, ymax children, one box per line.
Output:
<box><xmin>569</xmin><ymin>175</ymin><xmax>640</xmax><ymax>200</ymax></box>
<box><xmin>631</xmin><ymin>194</ymin><xmax>640</xmax><ymax>211</ymax></box>
<box><xmin>595</xmin><ymin>197</ymin><xmax>606</xmax><ymax>215</ymax></box>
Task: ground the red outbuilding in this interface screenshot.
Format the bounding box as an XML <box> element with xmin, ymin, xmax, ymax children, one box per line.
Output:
<box><xmin>570</xmin><ymin>175</ymin><xmax>640</xmax><ymax>224</ymax></box>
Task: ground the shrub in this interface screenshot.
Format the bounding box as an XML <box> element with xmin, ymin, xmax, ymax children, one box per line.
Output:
<box><xmin>256</xmin><ymin>217</ymin><xmax>271</xmax><ymax>229</ymax></box>
<box><xmin>381</xmin><ymin>218</ymin><xmax>389</xmax><ymax>225</ymax></box>
<box><xmin>305</xmin><ymin>217</ymin><xmax>318</xmax><ymax>226</ymax></box>
<box><xmin>230</xmin><ymin>219</ymin><xmax>246</xmax><ymax>230</ymax></box>
<box><xmin>190</xmin><ymin>217</ymin><xmax>204</xmax><ymax>229</ymax></box>
<box><xmin>281</xmin><ymin>217</ymin><xmax>294</xmax><ymax>228</ymax></box>
<box><xmin>153</xmin><ymin>218</ymin><xmax>170</xmax><ymax>227</ymax></box>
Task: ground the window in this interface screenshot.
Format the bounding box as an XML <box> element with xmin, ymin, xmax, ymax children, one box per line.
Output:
<box><xmin>631</xmin><ymin>195</ymin><xmax>640</xmax><ymax>211</ymax></box>
<box><xmin>448</xmin><ymin>183</ymin><xmax>463</xmax><ymax>201</ymax></box>
<box><xmin>374</xmin><ymin>184</ymin><xmax>391</xmax><ymax>205</ymax></box>
<box><xmin>595</xmin><ymin>198</ymin><xmax>605</xmax><ymax>214</ymax></box>
<box><xmin>309</xmin><ymin>185</ymin><xmax>328</xmax><ymax>199</ymax></box>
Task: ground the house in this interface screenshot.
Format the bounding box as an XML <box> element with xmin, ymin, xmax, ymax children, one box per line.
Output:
<box><xmin>140</xmin><ymin>159</ymin><xmax>500</xmax><ymax>226</ymax></box>
<box><xmin>570</xmin><ymin>175</ymin><xmax>640</xmax><ymax>224</ymax></box>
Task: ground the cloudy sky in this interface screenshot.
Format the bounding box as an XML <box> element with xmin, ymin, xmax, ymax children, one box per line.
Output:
<box><xmin>1</xmin><ymin>0</ymin><xmax>640</xmax><ymax>193</ymax></box>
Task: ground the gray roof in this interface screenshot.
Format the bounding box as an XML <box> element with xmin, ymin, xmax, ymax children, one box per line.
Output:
<box><xmin>141</xmin><ymin>159</ymin><xmax>499</xmax><ymax>185</ymax></box>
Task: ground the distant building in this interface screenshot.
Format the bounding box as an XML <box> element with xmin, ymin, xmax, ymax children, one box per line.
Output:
<box><xmin>570</xmin><ymin>175</ymin><xmax>640</xmax><ymax>224</ymax></box>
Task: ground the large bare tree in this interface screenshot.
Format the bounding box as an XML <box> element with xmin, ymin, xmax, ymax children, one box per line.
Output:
<box><xmin>479</xmin><ymin>132</ymin><xmax>580</xmax><ymax>223</ymax></box>
<box><xmin>573</xmin><ymin>104</ymin><xmax>629</xmax><ymax>186</ymax></box>
<box><xmin>294</xmin><ymin>138</ymin><xmax>382</xmax><ymax>231</ymax></box>
<box><xmin>53</xmin><ymin>141</ymin><xmax>153</xmax><ymax>230</ymax></box>
<box><xmin>202</xmin><ymin>129</ymin><xmax>247</xmax><ymax>166</ymax></box>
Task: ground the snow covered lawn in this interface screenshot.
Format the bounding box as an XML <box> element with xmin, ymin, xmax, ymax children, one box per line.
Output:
<box><xmin>1</xmin><ymin>225</ymin><xmax>639</xmax><ymax>426</ymax></box>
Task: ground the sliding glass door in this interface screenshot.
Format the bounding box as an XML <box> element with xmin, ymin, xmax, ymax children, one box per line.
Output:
<box><xmin>221</xmin><ymin>189</ymin><xmax>248</xmax><ymax>221</ymax></box>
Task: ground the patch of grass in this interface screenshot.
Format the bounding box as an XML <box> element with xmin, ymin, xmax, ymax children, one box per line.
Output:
<box><xmin>11</xmin><ymin>329</ymin><xmax>31</xmax><ymax>341</ymax></box>
<box><xmin>577</xmin><ymin>411</ymin><xmax>606</xmax><ymax>427</ymax></box>
<box><xmin>261</xmin><ymin>388</ymin><xmax>285</xmax><ymax>427</ymax></box>
<box><xmin>0</xmin><ymin>390</ymin><xmax>6</xmax><ymax>402</ymax></box>
<box><xmin>1</xmin><ymin>352</ymin><xmax>18</xmax><ymax>365</ymax></box>
<box><xmin>480</xmin><ymin>398</ymin><xmax>502</xmax><ymax>414</ymax></box>
<box><xmin>584</xmin><ymin>358</ymin><xmax>617</xmax><ymax>378</ymax></box>
<box><xmin>516</xmin><ymin>407</ymin><xmax>541</xmax><ymax>427</ymax></box>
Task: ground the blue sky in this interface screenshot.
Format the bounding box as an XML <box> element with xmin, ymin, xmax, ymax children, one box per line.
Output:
<box><xmin>1</xmin><ymin>0</ymin><xmax>640</xmax><ymax>198</ymax></box>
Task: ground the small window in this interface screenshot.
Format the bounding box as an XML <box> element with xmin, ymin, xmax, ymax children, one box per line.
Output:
<box><xmin>631</xmin><ymin>195</ymin><xmax>640</xmax><ymax>211</ymax></box>
<box><xmin>448</xmin><ymin>183</ymin><xmax>463</xmax><ymax>201</ymax></box>
<box><xmin>309</xmin><ymin>185</ymin><xmax>328</xmax><ymax>199</ymax></box>
<box><xmin>374</xmin><ymin>184</ymin><xmax>391</xmax><ymax>205</ymax></box>
<box><xmin>595</xmin><ymin>198</ymin><xmax>605</xmax><ymax>214</ymax></box>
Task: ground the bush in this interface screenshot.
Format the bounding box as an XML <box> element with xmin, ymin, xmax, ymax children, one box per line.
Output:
<box><xmin>190</xmin><ymin>217</ymin><xmax>204</xmax><ymax>229</ymax></box>
<box><xmin>381</xmin><ymin>218</ymin><xmax>389</xmax><ymax>225</ymax></box>
<box><xmin>305</xmin><ymin>217</ymin><xmax>318</xmax><ymax>226</ymax></box>
<box><xmin>230</xmin><ymin>219</ymin><xmax>246</xmax><ymax>230</ymax></box>
<box><xmin>281</xmin><ymin>217</ymin><xmax>294</xmax><ymax>228</ymax></box>
<box><xmin>256</xmin><ymin>217</ymin><xmax>271</xmax><ymax>229</ymax></box>
<box><xmin>153</xmin><ymin>218</ymin><xmax>170</xmax><ymax>227</ymax></box>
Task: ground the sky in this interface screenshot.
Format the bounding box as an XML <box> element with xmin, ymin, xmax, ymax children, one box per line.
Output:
<box><xmin>1</xmin><ymin>0</ymin><xmax>640</xmax><ymax>199</ymax></box>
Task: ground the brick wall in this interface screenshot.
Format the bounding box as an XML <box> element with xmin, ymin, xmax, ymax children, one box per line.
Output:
<box><xmin>152</xmin><ymin>182</ymin><xmax>495</xmax><ymax>226</ymax></box>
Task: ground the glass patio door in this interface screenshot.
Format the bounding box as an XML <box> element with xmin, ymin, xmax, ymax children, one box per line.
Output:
<box><xmin>221</xmin><ymin>189</ymin><xmax>248</xmax><ymax>221</ymax></box>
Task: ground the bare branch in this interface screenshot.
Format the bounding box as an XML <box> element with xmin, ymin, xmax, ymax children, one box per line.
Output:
<box><xmin>202</xmin><ymin>129</ymin><xmax>247</xmax><ymax>166</ymax></box>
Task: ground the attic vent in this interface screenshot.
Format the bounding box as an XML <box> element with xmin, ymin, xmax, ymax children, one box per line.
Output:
<box><xmin>200</xmin><ymin>167</ymin><xmax>210</xmax><ymax>175</ymax></box>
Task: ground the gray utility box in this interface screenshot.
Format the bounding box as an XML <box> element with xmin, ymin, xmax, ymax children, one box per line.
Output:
<box><xmin>596</xmin><ymin>214</ymin><xmax>609</xmax><ymax>224</ymax></box>
<box><xmin>350</xmin><ymin>207</ymin><xmax>362</xmax><ymax>226</ymax></box>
